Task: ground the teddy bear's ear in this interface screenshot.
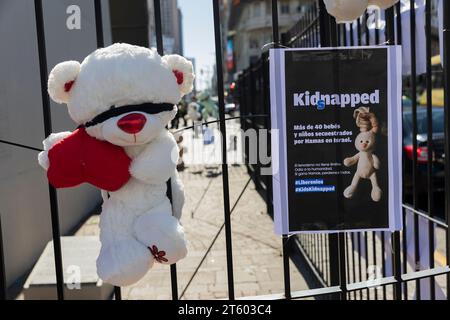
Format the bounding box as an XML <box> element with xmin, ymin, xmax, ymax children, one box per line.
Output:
<box><xmin>47</xmin><ymin>61</ymin><xmax>81</xmax><ymax>104</ymax></box>
<box><xmin>162</xmin><ymin>54</ymin><xmax>195</xmax><ymax>97</ymax></box>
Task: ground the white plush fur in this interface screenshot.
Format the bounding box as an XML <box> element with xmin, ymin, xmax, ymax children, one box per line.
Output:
<box><xmin>323</xmin><ymin>0</ymin><xmax>368</xmax><ymax>23</ymax></box>
<box><xmin>40</xmin><ymin>43</ymin><xmax>194</xmax><ymax>286</ymax></box>
<box><xmin>368</xmin><ymin>0</ymin><xmax>398</xmax><ymax>10</ymax></box>
<box><xmin>48</xmin><ymin>61</ymin><xmax>81</xmax><ymax>104</ymax></box>
<box><xmin>162</xmin><ymin>55</ymin><xmax>195</xmax><ymax>96</ymax></box>
<box><xmin>38</xmin><ymin>131</ymin><xmax>72</xmax><ymax>170</ymax></box>
<box><xmin>47</xmin><ymin>43</ymin><xmax>194</xmax><ymax>125</ymax></box>
<box><xmin>343</xmin><ymin>131</ymin><xmax>382</xmax><ymax>202</ymax></box>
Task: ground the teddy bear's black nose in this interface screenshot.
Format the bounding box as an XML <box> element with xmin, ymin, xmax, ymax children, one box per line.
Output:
<box><xmin>117</xmin><ymin>113</ymin><xmax>147</xmax><ymax>134</ymax></box>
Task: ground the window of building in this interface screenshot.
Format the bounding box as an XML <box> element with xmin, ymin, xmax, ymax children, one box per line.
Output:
<box><xmin>280</xmin><ymin>3</ymin><xmax>290</xmax><ymax>15</ymax></box>
<box><xmin>249</xmin><ymin>37</ymin><xmax>259</xmax><ymax>49</ymax></box>
<box><xmin>252</xmin><ymin>2</ymin><xmax>262</xmax><ymax>17</ymax></box>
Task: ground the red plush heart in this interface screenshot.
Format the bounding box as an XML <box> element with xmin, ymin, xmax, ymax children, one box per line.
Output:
<box><xmin>47</xmin><ymin>127</ymin><xmax>132</xmax><ymax>191</ymax></box>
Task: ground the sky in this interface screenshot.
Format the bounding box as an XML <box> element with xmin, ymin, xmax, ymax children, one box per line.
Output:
<box><xmin>178</xmin><ymin>0</ymin><xmax>216</xmax><ymax>91</ymax></box>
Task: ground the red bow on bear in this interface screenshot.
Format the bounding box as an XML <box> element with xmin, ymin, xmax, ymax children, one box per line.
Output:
<box><xmin>47</xmin><ymin>127</ymin><xmax>132</xmax><ymax>191</ymax></box>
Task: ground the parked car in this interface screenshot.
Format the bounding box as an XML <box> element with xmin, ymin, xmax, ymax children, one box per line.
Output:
<box><xmin>225</xmin><ymin>102</ymin><xmax>238</xmax><ymax>115</ymax></box>
<box><xmin>403</xmin><ymin>107</ymin><xmax>445</xmax><ymax>212</ymax></box>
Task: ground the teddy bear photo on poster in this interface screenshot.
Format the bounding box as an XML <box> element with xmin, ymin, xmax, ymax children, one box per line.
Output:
<box><xmin>343</xmin><ymin>107</ymin><xmax>382</xmax><ymax>202</ymax></box>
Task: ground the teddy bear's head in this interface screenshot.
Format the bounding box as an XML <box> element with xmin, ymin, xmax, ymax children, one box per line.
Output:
<box><xmin>47</xmin><ymin>43</ymin><xmax>194</xmax><ymax>146</ymax></box>
<box><xmin>355</xmin><ymin>131</ymin><xmax>376</xmax><ymax>152</ymax></box>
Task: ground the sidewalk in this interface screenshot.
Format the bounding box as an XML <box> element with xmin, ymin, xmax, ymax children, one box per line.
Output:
<box><xmin>76</xmin><ymin>163</ymin><xmax>309</xmax><ymax>299</ymax></box>
<box><xmin>75</xmin><ymin>118</ymin><xmax>311</xmax><ymax>299</ymax></box>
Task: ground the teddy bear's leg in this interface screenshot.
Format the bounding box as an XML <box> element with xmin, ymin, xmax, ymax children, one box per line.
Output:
<box><xmin>97</xmin><ymin>238</ymin><xmax>155</xmax><ymax>287</ymax></box>
<box><xmin>344</xmin><ymin>174</ymin><xmax>360</xmax><ymax>199</ymax></box>
<box><xmin>133</xmin><ymin>200</ymin><xmax>187</xmax><ymax>265</ymax></box>
<box><xmin>370</xmin><ymin>173</ymin><xmax>382</xmax><ymax>202</ymax></box>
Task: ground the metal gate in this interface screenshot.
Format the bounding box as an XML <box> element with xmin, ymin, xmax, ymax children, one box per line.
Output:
<box><xmin>0</xmin><ymin>0</ymin><xmax>237</xmax><ymax>301</ymax></box>
<box><xmin>238</xmin><ymin>0</ymin><xmax>450</xmax><ymax>300</ymax></box>
<box><xmin>0</xmin><ymin>0</ymin><xmax>449</xmax><ymax>301</ymax></box>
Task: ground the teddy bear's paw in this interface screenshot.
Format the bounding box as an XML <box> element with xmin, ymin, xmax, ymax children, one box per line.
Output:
<box><xmin>373</xmin><ymin>160</ymin><xmax>381</xmax><ymax>170</ymax></box>
<box><xmin>343</xmin><ymin>158</ymin><xmax>353</xmax><ymax>167</ymax></box>
<box><xmin>97</xmin><ymin>239</ymin><xmax>154</xmax><ymax>286</ymax></box>
<box><xmin>38</xmin><ymin>151</ymin><xmax>50</xmax><ymax>170</ymax></box>
<box><xmin>371</xmin><ymin>187</ymin><xmax>382</xmax><ymax>202</ymax></box>
<box><xmin>134</xmin><ymin>211</ymin><xmax>188</xmax><ymax>265</ymax></box>
<box><xmin>38</xmin><ymin>132</ymin><xmax>73</xmax><ymax>171</ymax></box>
<box><xmin>343</xmin><ymin>185</ymin><xmax>356</xmax><ymax>199</ymax></box>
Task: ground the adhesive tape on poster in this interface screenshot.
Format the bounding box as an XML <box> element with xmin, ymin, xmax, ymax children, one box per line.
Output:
<box><xmin>323</xmin><ymin>0</ymin><xmax>368</xmax><ymax>23</ymax></box>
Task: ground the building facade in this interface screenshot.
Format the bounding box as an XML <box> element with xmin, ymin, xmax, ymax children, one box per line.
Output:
<box><xmin>148</xmin><ymin>0</ymin><xmax>183</xmax><ymax>55</ymax></box>
<box><xmin>226</xmin><ymin>0</ymin><xmax>313</xmax><ymax>81</ymax></box>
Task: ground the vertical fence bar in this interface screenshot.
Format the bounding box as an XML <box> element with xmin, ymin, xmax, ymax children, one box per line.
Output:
<box><xmin>350</xmin><ymin>22</ymin><xmax>355</xmax><ymax>46</ymax></box>
<box><xmin>282</xmin><ymin>235</ymin><xmax>291</xmax><ymax>299</ymax></box>
<box><xmin>357</xmin><ymin>235</ymin><xmax>363</xmax><ymax>299</ymax></box>
<box><xmin>320</xmin><ymin>234</ymin><xmax>325</xmax><ymax>279</ymax></box>
<box><xmin>409</xmin><ymin>0</ymin><xmax>422</xmax><ymax>300</ymax></box>
<box><xmin>394</xmin><ymin>0</ymin><xmax>409</xmax><ymax>300</ymax></box>
<box><xmin>94</xmin><ymin>0</ymin><xmax>104</xmax><ymax>48</ymax></box>
<box><xmin>319</xmin><ymin>0</ymin><xmax>330</xmax><ymax>47</ymax></box>
<box><xmin>212</xmin><ymin>0</ymin><xmax>235</xmax><ymax>300</ymax></box>
<box><xmin>153</xmin><ymin>0</ymin><xmax>179</xmax><ymax>300</ymax></box>
<box><xmin>385</xmin><ymin>5</ymin><xmax>403</xmax><ymax>300</ymax></box>
<box><xmin>34</xmin><ymin>0</ymin><xmax>65</xmax><ymax>300</ymax></box>
<box><xmin>356</xmin><ymin>18</ymin><xmax>362</xmax><ymax>46</ymax></box>
<box><xmin>345</xmin><ymin>234</ymin><xmax>351</xmax><ymax>299</ymax></box>
<box><xmin>153</xmin><ymin>0</ymin><xmax>164</xmax><ymax>55</ymax></box>
<box><xmin>364</xmin><ymin>12</ymin><xmax>370</xmax><ymax>46</ymax></box>
<box><xmin>342</xmin><ymin>24</ymin><xmax>347</xmax><ymax>46</ymax></box>
<box><xmin>363</xmin><ymin>233</ymin><xmax>369</xmax><ymax>299</ymax></box>
<box><xmin>372</xmin><ymin>232</ymin><xmax>378</xmax><ymax>300</ymax></box>
<box><xmin>272</xmin><ymin>0</ymin><xmax>291</xmax><ymax>300</ymax></box>
<box><xmin>272</xmin><ymin>0</ymin><xmax>280</xmax><ymax>45</ymax></box>
<box><xmin>0</xmin><ymin>215</ymin><xmax>6</xmax><ymax>300</ymax></box>
<box><xmin>380</xmin><ymin>232</ymin><xmax>387</xmax><ymax>299</ymax></box>
<box><xmin>424</xmin><ymin>0</ymin><xmax>435</xmax><ymax>300</ymax></box>
<box><xmin>443</xmin><ymin>0</ymin><xmax>450</xmax><ymax>301</ymax></box>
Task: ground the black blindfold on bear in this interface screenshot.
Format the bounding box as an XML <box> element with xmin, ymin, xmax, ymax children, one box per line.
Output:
<box><xmin>84</xmin><ymin>102</ymin><xmax>175</xmax><ymax>128</ymax></box>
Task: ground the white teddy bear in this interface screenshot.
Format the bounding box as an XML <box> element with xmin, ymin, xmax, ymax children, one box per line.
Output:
<box><xmin>343</xmin><ymin>107</ymin><xmax>382</xmax><ymax>202</ymax></box>
<box><xmin>38</xmin><ymin>43</ymin><xmax>195</xmax><ymax>286</ymax></box>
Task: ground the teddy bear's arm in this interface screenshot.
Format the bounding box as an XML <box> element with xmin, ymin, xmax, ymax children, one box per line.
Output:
<box><xmin>129</xmin><ymin>132</ymin><xmax>178</xmax><ymax>185</ymax></box>
<box><xmin>372</xmin><ymin>154</ymin><xmax>380</xmax><ymax>170</ymax></box>
<box><xmin>170</xmin><ymin>170</ymin><xmax>185</xmax><ymax>220</ymax></box>
<box><xmin>343</xmin><ymin>153</ymin><xmax>360</xmax><ymax>167</ymax></box>
<box><xmin>37</xmin><ymin>131</ymin><xmax>72</xmax><ymax>170</ymax></box>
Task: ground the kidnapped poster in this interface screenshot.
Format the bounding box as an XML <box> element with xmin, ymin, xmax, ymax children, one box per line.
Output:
<box><xmin>270</xmin><ymin>47</ymin><xmax>402</xmax><ymax>234</ymax></box>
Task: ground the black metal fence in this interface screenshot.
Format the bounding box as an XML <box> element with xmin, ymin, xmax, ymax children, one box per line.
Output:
<box><xmin>1</xmin><ymin>0</ymin><xmax>450</xmax><ymax>301</ymax></box>
<box><xmin>238</xmin><ymin>0</ymin><xmax>450</xmax><ymax>300</ymax></box>
<box><xmin>0</xmin><ymin>0</ymin><xmax>241</xmax><ymax>301</ymax></box>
